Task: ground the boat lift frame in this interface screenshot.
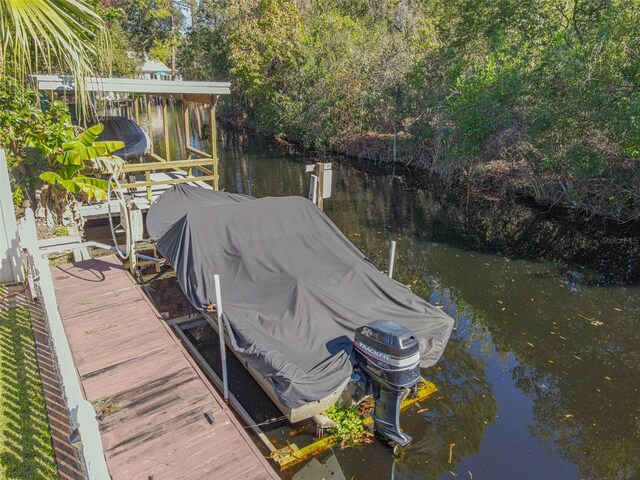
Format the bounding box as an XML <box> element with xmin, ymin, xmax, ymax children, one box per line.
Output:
<box><xmin>167</xmin><ymin>273</ymin><xmax>438</xmax><ymax>471</ymax></box>
<box><xmin>31</xmin><ymin>75</ymin><xmax>230</xmax><ymax>202</ymax></box>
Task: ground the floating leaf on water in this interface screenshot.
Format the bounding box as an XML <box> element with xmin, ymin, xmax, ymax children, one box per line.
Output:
<box><xmin>564</xmin><ymin>414</ymin><xmax>574</xmax><ymax>419</ymax></box>
<box><xmin>526</xmin><ymin>342</ymin><xmax>534</xmax><ymax>347</ymax></box>
<box><xmin>497</xmin><ymin>300</ymin><xmax>504</xmax><ymax>305</ymax></box>
<box><xmin>484</xmin><ymin>262</ymin><xmax>490</xmax><ymax>266</ymax></box>
<box><xmin>548</xmin><ymin>359</ymin><xmax>555</xmax><ymax>364</ymax></box>
<box><xmin>417</xmin><ymin>408</ymin><xmax>429</xmax><ymax>414</ymax></box>
<box><xmin>559</xmin><ymin>335</ymin><xmax>567</xmax><ymax>340</ymax></box>
<box><xmin>604</xmin><ymin>376</ymin><xmax>612</xmax><ymax>381</ymax></box>
<box><xmin>501</xmin><ymin>307</ymin><xmax>506</xmax><ymax>311</ymax></box>
<box><xmin>574</xmin><ymin>355</ymin><xmax>582</xmax><ymax>361</ymax></box>
<box><xmin>614</xmin><ymin>307</ymin><xmax>622</xmax><ymax>312</ymax></box>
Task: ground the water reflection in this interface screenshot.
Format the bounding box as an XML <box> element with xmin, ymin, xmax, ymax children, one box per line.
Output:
<box><xmin>142</xmin><ymin>106</ymin><xmax>640</xmax><ymax>479</ymax></box>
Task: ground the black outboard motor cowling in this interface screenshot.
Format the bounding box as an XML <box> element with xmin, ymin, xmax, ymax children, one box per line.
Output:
<box><xmin>354</xmin><ymin>320</ymin><xmax>421</xmax><ymax>446</ymax></box>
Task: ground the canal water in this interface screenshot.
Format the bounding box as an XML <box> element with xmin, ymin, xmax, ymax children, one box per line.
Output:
<box><xmin>144</xmin><ymin>103</ymin><xmax>640</xmax><ymax>480</ymax></box>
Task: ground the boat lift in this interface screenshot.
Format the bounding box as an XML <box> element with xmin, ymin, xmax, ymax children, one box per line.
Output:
<box><xmin>31</xmin><ymin>75</ymin><xmax>230</xmax><ymax>214</ymax></box>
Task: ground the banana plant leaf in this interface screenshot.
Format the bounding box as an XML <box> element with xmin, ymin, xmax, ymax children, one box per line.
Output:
<box><xmin>62</xmin><ymin>124</ymin><xmax>104</xmax><ymax>149</ymax></box>
<box><xmin>40</xmin><ymin>171</ymin><xmax>109</xmax><ymax>200</ymax></box>
<box><xmin>56</xmin><ymin>141</ymin><xmax>125</xmax><ymax>165</ymax></box>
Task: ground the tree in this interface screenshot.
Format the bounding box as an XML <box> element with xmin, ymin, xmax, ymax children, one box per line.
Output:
<box><xmin>116</xmin><ymin>0</ymin><xmax>184</xmax><ymax>78</ymax></box>
<box><xmin>90</xmin><ymin>1</ymin><xmax>140</xmax><ymax>77</ymax></box>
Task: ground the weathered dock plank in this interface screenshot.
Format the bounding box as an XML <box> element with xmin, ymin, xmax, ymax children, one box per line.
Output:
<box><xmin>52</xmin><ymin>255</ymin><xmax>279</xmax><ymax>480</ymax></box>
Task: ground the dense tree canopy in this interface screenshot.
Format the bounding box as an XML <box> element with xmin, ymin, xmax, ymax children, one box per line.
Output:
<box><xmin>175</xmin><ymin>0</ymin><xmax>640</xmax><ymax>221</ymax></box>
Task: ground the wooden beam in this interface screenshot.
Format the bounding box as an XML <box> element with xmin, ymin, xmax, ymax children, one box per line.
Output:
<box><xmin>162</xmin><ymin>96</ymin><xmax>171</xmax><ymax>162</ymax></box>
<box><xmin>120</xmin><ymin>174</ymin><xmax>218</xmax><ymax>189</ymax></box>
<box><xmin>145</xmin><ymin>170</ymin><xmax>152</xmax><ymax>202</ymax></box>
<box><xmin>123</xmin><ymin>158</ymin><xmax>214</xmax><ymax>173</ymax></box>
<box><xmin>314</xmin><ymin>162</ymin><xmax>324</xmax><ymax>211</ymax></box>
<box><xmin>186</xmin><ymin>145</ymin><xmax>210</xmax><ymax>159</ymax></box>
<box><xmin>146</xmin><ymin>95</ymin><xmax>154</xmax><ymax>154</ymax></box>
<box><xmin>210</xmin><ymin>94</ymin><xmax>219</xmax><ymax>190</ymax></box>
<box><xmin>183</xmin><ymin>97</ymin><xmax>191</xmax><ymax>157</ymax></box>
<box><xmin>133</xmin><ymin>96</ymin><xmax>140</xmax><ymax>125</ymax></box>
<box><xmin>146</xmin><ymin>152</ymin><xmax>167</xmax><ymax>163</ymax></box>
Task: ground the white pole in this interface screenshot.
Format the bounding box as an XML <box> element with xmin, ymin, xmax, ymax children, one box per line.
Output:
<box><xmin>214</xmin><ymin>274</ymin><xmax>229</xmax><ymax>402</ymax></box>
<box><xmin>388</xmin><ymin>240</ymin><xmax>397</xmax><ymax>279</ymax></box>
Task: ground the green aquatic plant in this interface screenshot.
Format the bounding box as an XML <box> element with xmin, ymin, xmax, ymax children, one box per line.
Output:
<box><xmin>324</xmin><ymin>404</ymin><xmax>367</xmax><ymax>447</ymax></box>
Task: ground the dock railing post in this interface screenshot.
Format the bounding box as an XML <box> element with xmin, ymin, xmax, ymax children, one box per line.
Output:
<box><xmin>214</xmin><ymin>274</ymin><xmax>229</xmax><ymax>402</ymax></box>
<box><xmin>388</xmin><ymin>240</ymin><xmax>397</xmax><ymax>278</ymax></box>
<box><xmin>314</xmin><ymin>162</ymin><xmax>325</xmax><ymax>211</ymax></box>
<box><xmin>162</xmin><ymin>96</ymin><xmax>171</xmax><ymax>162</ymax></box>
<box><xmin>210</xmin><ymin>95</ymin><xmax>219</xmax><ymax>190</ymax></box>
<box><xmin>146</xmin><ymin>95</ymin><xmax>154</xmax><ymax>155</ymax></box>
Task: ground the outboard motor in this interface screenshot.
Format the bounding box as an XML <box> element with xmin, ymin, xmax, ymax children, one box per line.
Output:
<box><xmin>353</xmin><ymin>320</ymin><xmax>421</xmax><ymax>446</ymax></box>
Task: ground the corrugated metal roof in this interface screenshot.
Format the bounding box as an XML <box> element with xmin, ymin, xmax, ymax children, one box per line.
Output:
<box><xmin>31</xmin><ymin>75</ymin><xmax>230</xmax><ymax>101</ymax></box>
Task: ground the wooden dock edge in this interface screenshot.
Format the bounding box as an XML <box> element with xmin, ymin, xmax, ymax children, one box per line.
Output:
<box><xmin>129</xmin><ymin>263</ymin><xmax>281</xmax><ymax>479</ymax></box>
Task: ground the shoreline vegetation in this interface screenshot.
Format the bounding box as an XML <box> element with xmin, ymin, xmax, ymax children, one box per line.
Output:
<box><xmin>1</xmin><ymin>1</ymin><xmax>638</xmax><ymax>279</ymax></box>
<box><xmin>223</xmin><ymin>124</ymin><xmax>640</xmax><ymax>284</ymax></box>
<box><xmin>174</xmin><ymin>0</ymin><xmax>639</xmax><ymax>224</ymax></box>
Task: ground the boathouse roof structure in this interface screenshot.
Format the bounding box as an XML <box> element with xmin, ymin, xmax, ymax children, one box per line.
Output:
<box><xmin>31</xmin><ymin>75</ymin><xmax>230</xmax><ymax>103</ymax></box>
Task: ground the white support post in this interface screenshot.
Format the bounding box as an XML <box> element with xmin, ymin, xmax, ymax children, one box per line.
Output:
<box><xmin>214</xmin><ymin>274</ymin><xmax>229</xmax><ymax>402</ymax></box>
<box><xmin>388</xmin><ymin>240</ymin><xmax>397</xmax><ymax>279</ymax></box>
<box><xmin>308</xmin><ymin>174</ymin><xmax>319</xmax><ymax>205</ymax></box>
<box><xmin>0</xmin><ymin>149</ymin><xmax>24</xmax><ymax>284</ymax></box>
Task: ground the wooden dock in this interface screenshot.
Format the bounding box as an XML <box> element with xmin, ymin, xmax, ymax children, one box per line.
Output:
<box><xmin>51</xmin><ymin>255</ymin><xmax>279</xmax><ymax>480</ymax></box>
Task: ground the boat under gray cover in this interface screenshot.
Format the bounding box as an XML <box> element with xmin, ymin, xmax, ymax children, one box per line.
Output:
<box><xmin>147</xmin><ymin>185</ymin><xmax>454</xmax><ymax>409</ymax></box>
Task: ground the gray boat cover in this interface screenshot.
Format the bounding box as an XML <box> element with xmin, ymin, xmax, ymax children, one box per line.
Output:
<box><xmin>93</xmin><ymin>116</ymin><xmax>150</xmax><ymax>161</ymax></box>
<box><xmin>147</xmin><ymin>185</ymin><xmax>454</xmax><ymax>409</ymax></box>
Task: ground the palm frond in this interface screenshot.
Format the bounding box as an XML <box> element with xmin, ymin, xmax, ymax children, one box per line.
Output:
<box><xmin>0</xmin><ymin>0</ymin><xmax>108</xmax><ymax>111</ymax></box>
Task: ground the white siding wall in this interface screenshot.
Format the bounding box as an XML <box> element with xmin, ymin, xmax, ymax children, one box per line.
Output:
<box><xmin>0</xmin><ymin>149</ymin><xmax>23</xmax><ymax>284</ymax></box>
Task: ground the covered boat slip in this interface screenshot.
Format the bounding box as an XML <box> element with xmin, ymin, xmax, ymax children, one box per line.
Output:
<box><xmin>147</xmin><ymin>185</ymin><xmax>454</xmax><ymax>419</ymax></box>
<box><xmin>31</xmin><ymin>75</ymin><xmax>230</xmax><ymax>219</ymax></box>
